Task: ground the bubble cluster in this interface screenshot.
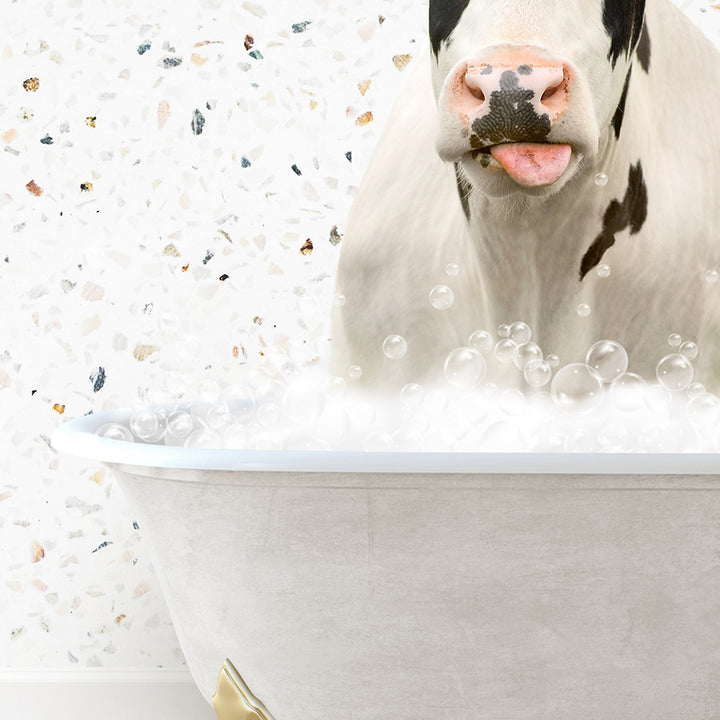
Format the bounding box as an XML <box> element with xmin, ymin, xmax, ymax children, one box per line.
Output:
<box><xmin>92</xmin><ymin>318</ymin><xmax>718</xmax><ymax>453</ymax></box>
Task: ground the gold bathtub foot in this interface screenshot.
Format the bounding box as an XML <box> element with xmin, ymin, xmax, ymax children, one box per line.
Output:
<box><xmin>212</xmin><ymin>659</ymin><xmax>276</xmax><ymax>720</ymax></box>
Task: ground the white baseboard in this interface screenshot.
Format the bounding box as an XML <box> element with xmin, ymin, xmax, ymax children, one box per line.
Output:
<box><xmin>0</xmin><ymin>668</ymin><xmax>216</xmax><ymax>720</ymax></box>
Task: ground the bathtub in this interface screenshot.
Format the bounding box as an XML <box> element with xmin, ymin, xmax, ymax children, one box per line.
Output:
<box><xmin>53</xmin><ymin>407</ymin><xmax>720</xmax><ymax>719</ymax></box>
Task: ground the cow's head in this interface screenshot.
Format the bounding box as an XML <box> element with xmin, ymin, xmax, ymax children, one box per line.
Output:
<box><xmin>431</xmin><ymin>0</ymin><xmax>647</xmax><ymax>199</ymax></box>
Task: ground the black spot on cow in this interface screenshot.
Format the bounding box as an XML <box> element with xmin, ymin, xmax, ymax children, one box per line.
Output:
<box><xmin>429</xmin><ymin>0</ymin><xmax>471</xmax><ymax>57</ymax></box>
<box><xmin>636</xmin><ymin>22</ymin><xmax>651</xmax><ymax>73</ymax></box>
<box><xmin>454</xmin><ymin>162</ymin><xmax>472</xmax><ymax>221</ymax></box>
<box><xmin>611</xmin><ymin>67</ymin><xmax>632</xmax><ymax>140</ymax></box>
<box><xmin>603</xmin><ymin>0</ymin><xmax>646</xmax><ymax>69</ymax></box>
<box><xmin>580</xmin><ymin>161</ymin><xmax>648</xmax><ymax>280</ymax></box>
<box><xmin>470</xmin><ymin>70</ymin><xmax>551</xmax><ymax>146</ymax></box>
<box><xmin>517</xmin><ymin>65</ymin><xmax>532</xmax><ymax>76</ymax></box>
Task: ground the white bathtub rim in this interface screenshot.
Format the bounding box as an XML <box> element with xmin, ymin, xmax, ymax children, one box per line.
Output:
<box><xmin>51</xmin><ymin>408</ymin><xmax>720</xmax><ymax>476</ymax></box>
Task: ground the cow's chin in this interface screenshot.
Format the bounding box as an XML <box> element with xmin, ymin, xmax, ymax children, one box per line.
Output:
<box><xmin>458</xmin><ymin>147</ymin><xmax>581</xmax><ymax>200</ymax></box>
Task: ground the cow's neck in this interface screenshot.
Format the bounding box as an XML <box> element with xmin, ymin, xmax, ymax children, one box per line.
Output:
<box><xmin>464</xmin><ymin>129</ymin><xmax>631</xmax><ymax>336</ymax></box>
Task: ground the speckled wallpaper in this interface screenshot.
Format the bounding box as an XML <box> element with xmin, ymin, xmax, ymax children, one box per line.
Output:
<box><xmin>1</xmin><ymin>0</ymin><xmax>718</xmax><ymax>671</ymax></box>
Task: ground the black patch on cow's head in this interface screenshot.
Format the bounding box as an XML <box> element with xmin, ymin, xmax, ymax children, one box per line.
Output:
<box><xmin>611</xmin><ymin>67</ymin><xmax>632</xmax><ymax>140</ymax></box>
<box><xmin>603</xmin><ymin>0</ymin><xmax>646</xmax><ymax>69</ymax></box>
<box><xmin>454</xmin><ymin>162</ymin><xmax>471</xmax><ymax>221</ymax></box>
<box><xmin>579</xmin><ymin>161</ymin><xmax>648</xmax><ymax>280</ymax></box>
<box><xmin>429</xmin><ymin>0</ymin><xmax>471</xmax><ymax>57</ymax></box>
<box><xmin>470</xmin><ymin>70</ymin><xmax>551</xmax><ymax>146</ymax></box>
<box><xmin>636</xmin><ymin>22</ymin><xmax>651</xmax><ymax>73</ymax></box>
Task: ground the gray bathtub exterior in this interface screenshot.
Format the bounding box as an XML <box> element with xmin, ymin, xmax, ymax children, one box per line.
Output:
<box><xmin>54</xmin><ymin>412</ymin><xmax>720</xmax><ymax>719</ymax></box>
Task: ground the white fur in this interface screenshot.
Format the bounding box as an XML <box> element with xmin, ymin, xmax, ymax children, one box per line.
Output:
<box><xmin>332</xmin><ymin>0</ymin><xmax>720</xmax><ymax>391</ymax></box>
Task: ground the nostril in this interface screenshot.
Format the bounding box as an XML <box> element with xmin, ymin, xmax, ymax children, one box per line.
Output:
<box><xmin>469</xmin><ymin>86</ymin><xmax>485</xmax><ymax>102</ymax></box>
<box><xmin>463</xmin><ymin>72</ymin><xmax>488</xmax><ymax>104</ymax></box>
<box><xmin>540</xmin><ymin>68</ymin><xmax>569</xmax><ymax>106</ymax></box>
<box><xmin>541</xmin><ymin>85</ymin><xmax>559</xmax><ymax>102</ymax></box>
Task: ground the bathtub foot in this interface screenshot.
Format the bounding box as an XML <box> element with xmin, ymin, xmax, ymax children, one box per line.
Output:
<box><xmin>212</xmin><ymin>659</ymin><xmax>276</xmax><ymax>720</ymax></box>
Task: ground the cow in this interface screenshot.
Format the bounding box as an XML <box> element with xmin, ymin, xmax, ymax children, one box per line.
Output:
<box><xmin>331</xmin><ymin>0</ymin><xmax>720</xmax><ymax>396</ymax></box>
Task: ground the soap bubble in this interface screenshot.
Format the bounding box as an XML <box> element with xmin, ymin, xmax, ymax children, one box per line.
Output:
<box><xmin>668</xmin><ymin>333</ymin><xmax>682</xmax><ymax>348</ymax></box>
<box><xmin>224</xmin><ymin>423</ymin><xmax>250</xmax><ymax>449</ymax></box>
<box><xmin>687</xmin><ymin>382</ymin><xmax>705</xmax><ymax>400</ymax></box>
<box><xmin>644</xmin><ymin>384</ymin><xmax>672</xmax><ymax>413</ymax></box>
<box><xmin>206</xmin><ymin>402</ymin><xmax>234</xmax><ymax>432</ymax></box>
<box><xmin>524</xmin><ymin>359</ymin><xmax>552</xmax><ymax>388</ymax></box>
<box><xmin>429</xmin><ymin>285</ymin><xmax>454</xmax><ymax>310</ymax></box>
<box><xmin>178</xmin><ymin>336</ymin><xmax>201</xmax><ymax>362</ymax></box>
<box><xmin>364</xmin><ymin>431</ymin><xmax>394</xmax><ymax>452</ymax></box>
<box><xmin>257</xmin><ymin>402</ymin><xmax>281</xmax><ymax>428</ymax></box>
<box><xmin>610</xmin><ymin>372</ymin><xmax>646</xmax><ymax>412</ymax></box>
<box><xmin>494</xmin><ymin>339</ymin><xmax>518</xmax><ymax>364</ymax></box>
<box><xmin>686</xmin><ymin>393</ymin><xmax>720</xmax><ymax>424</ymax></box>
<box><xmin>577</xmin><ymin>303</ymin><xmax>591</xmax><ymax>317</ymax></box>
<box><xmin>400</xmin><ymin>382</ymin><xmax>425</xmax><ymax>409</ymax></box>
<box><xmin>656</xmin><ymin>353</ymin><xmax>694</xmax><ymax>391</ymax></box>
<box><xmin>597</xmin><ymin>421</ymin><xmax>628</xmax><ymax>450</ymax></box>
<box><xmin>468</xmin><ymin>329</ymin><xmax>493</xmax><ymax>355</ymax></box>
<box><xmin>332</xmin><ymin>293</ymin><xmax>346</xmax><ymax>307</ymax></box>
<box><xmin>514</xmin><ymin>341</ymin><xmax>542</xmax><ymax>370</ymax></box>
<box><xmin>283</xmin><ymin>383</ymin><xmax>325</xmax><ymax>423</ymax></box>
<box><xmin>352</xmin><ymin>400</ymin><xmax>377</xmax><ymax>429</ymax></box>
<box><xmin>328</xmin><ymin>376</ymin><xmax>348</xmax><ymax>398</ymax></box>
<box><xmin>185</xmin><ymin>429</ymin><xmax>221</xmax><ymax>449</ymax></box>
<box><xmin>551</xmin><ymin>363</ymin><xmax>604</xmax><ymax>414</ymax></box>
<box><xmin>565</xmin><ymin>428</ymin><xmax>595</xmax><ymax>452</ymax></box>
<box><xmin>382</xmin><ymin>334</ymin><xmax>408</xmax><ymax>360</ymax></box>
<box><xmin>348</xmin><ymin>365</ymin><xmax>363</xmax><ymax>380</ymax></box>
<box><xmin>253</xmin><ymin>432</ymin><xmax>283</xmax><ymax>451</ymax></box>
<box><xmin>594</xmin><ymin>172</ymin><xmax>608</xmax><ymax>186</ymax></box>
<box><xmin>225</xmin><ymin>389</ymin><xmax>256</xmax><ymax>422</ymax></box>
<box><xmin>96</xmin><ymin>423</ymin><xmax>134</xmax><ymax>442</ymax></box>
<box><xmin>508</xmin><ymin>321</ymin><xmax>532</xmax><ymax>345</ymax></box>
<box><xmin>445</xmin><ymin>263</ymin><xmax>460</xmax><ymax>276</ymax></box>
<box><xmin>705</xmin><ymin>269</ymin><xmax>719</xmax><ymax>284</ymax></box>
<box><xmin>596</xmin><ymin>264</ymin><xmax>611</xmax><ymax>278</ymax></box>
<box><xmin>497</xmin><ymin>323</ymin><xmax>511</xmax><ymax>338</ymax></box>
<box><xmin>679</xmin><ymin>341</ymin><xmax>698</xmax><ymax>360</ymax></box>
<box><xmin>166</xmin><ymin>411</ymin><xmax>194</xmax><ymax>440</ymax></box>
<box><xmin>315</xmin><ymin>406</ymin><xmax>350</xmax><ymax>445</ymax></box>
<box><xmin>391</xmin><ymin>428</ymin><xmax>424</xmax><ymax>452</ymax></box>
<box><xmin>421</xmin><ymin>389</ymin><xmax>449</xmax><ymax>415</ymax></box>
<box><xmin>130</xmin><ymin>408</ymin><xmax>162</xmax><ymax>441</ymax></box>
<box><xmin>444</xmin><ymin>347</ymin><xmax>487</xmax><ymax>390</ymax></box>
<box><xmin>641</xmin><ymin>421</ymin><xmax>698</xmax><ymax>453</ymax></box>
<box><xmin>499</xmin><ymin>389</ymin><xmax>525</xmax><ymax>416</ymax></box>
<box><xmin>585</xmin><ymin>340</ymin><xmax>628</xmax><ymax>382</ymax></box>
<box><xmin>197</xmin><ymin>379</ymin><xmax>221</xmax><ymax>404</ymax></box>
<box><xmin>546</xmin><ymin>354</ymin><xmax>560</xmax><ymax>368</ymax></box>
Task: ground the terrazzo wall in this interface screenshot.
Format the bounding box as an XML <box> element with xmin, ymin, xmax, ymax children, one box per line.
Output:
<box><xmin>1</xmin><ymin>0</ymin><xmax>718</xmax><ymax>671</ymax></box>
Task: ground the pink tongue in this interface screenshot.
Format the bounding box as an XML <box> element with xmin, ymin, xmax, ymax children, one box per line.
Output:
<box><xmin>489</xmin><ymin>143</ymin><xmax>572</xmax><ymax>187</ymax></box>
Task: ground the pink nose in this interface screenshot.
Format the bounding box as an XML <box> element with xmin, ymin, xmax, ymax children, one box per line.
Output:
<box><xmin>449</xmin><ymin>55</ymin><xmax>571</xmax><ymax>142</ymax></box>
